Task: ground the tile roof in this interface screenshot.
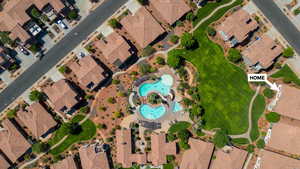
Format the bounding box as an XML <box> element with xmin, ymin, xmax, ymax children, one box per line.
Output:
<box><xmin>50</xmin><ymin>156</ymin><xmax>77</xmax><ymax>169</ymax></box>
<box><xmin>43</xmin><ymin>79</ymin><xmax>79</xmax><ymax>112</ymax></box>
<box><xmin>79</xmin><ymin>144</ymin><xmax>110</xmax><ymax>169</ymax></box>
<box><xmin>242</xmin><ymin>34</ymin><xmax>283</xmax><ymax>68</ymax></box>
<box><xmin>69</xmin><ymin>55</ymin><xmax>105</xmax><ymax>89</ymax></box>
<box><xmin>17</xmin><ymin>102</ymin><xmax>57</xmax><ymax>138</ymax></box>
<box><xmin>32</xmin><ymin>0</ymin><xmax>65</xmax><ymax>12</ymax></box>
<box><xmin>0</xmin><ymin>155</ymin><xmax>10</xmax><ymax>169</ymax></box>
<box><xmin>94</xmin><ymin>32</ymin><xmax>132</xmax><ymax>66</ymax></box>
<box><xmin>210</xmin><ymin>147</ymin><xmax>248</xmax><ymax>169</ymax></box>
<box><xmin>150</xmin><ymin>0</ymin><xmax>191</xmax><ymax>25</ymax></box>
<box><xmin>268</xmin><ymin>122</ymin><xmax>300</xmax><ymax>155</ymax></box>
<box><xmin>116</xmin><ymin>129</ymin><xmax>147</xmax><ymax>168</ymax></box>
<box><xmin>120</xmin><ymin>7</ymin><xmax>165</xmax><ymax>48</ymax></box>
<box><xmin>216</xmin><ymin>9</ymin><xmax>258</xmax><ymax>42</ymax></box>
<box><xmin>274</xmin><ymin>85</ymin><xmax>300</xmax><ymax>120</ymax></box>
<box><xmin>260</xmin><ymin>150</ymin><xmax>300</xmax><ymax>169</ymax></box>
<box><xmin>0</xmin><ymin>119</ymin><xmax>31</xmax><ymax>162</ymax></box>
<box><xmin>180</xmin><ymin>138</ymin><xmax>214</xmax><ymax>169</ymax></box>
<box><xmin>150</xmin><ymin>133</ymin><xmax>176</xmax><ymax>166</ymax></box>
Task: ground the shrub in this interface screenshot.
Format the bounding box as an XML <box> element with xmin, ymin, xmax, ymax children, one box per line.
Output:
<box><xmin>29</xmin><ymin>44</ymin><xmax>40</xmax><ymax>53</ymax></box>
<box><xmin>167</xmin><ymin>133</ymin><xmax>177</xmax><ymax>142</ymax></box>
<box><xmin>108</xmin><ymin>18</ymin><xmax>121</xmax><ymax>29</ymax></box>
<box><xmin>97</xmin><ymin>123</ymin><xmax>107</xmax><ymax>130</ymax></box>
<box><xmin>139</xmin><ymin>63</ymin><xmax>156</xmax><ymax>75</ymax></box>
<box><xmin>228</xmin><ymin>48</ymin><xmax>242</xmax><ymax>63</ymax></box>
<box><xmin>84</xmin><ymin>95</ymin><xmax>94</xmax><ymax>100</ymax></box>
<box><xmin>167</xmin><ymin>51</ymin><xmax>183</xmax><ymax>68</ymax></box>
<box><xmin>213</xmin><ymin>129</ymin><xmax>230</xmax><ymax>148</ymax></box>
<box><xmin>147</xmin><ymin>93</ymin><xmax>162</xmax><ymax>104</ymax></box>
<box><xmin>282</xmin><ymin>47</ymin><xmax>294</xmax><ymax>58</ymax></box>
<box><xmin>177</xmin><ymin>129</ymin><xmax>191</xmax><ymax>142</ymax></box>
<box><xmin>178</xmin><ymin>140</ymin><xmax>190</xmax><ymax>150</ymax></box>
<box><xmin>79</xmin><ymin>106</ymin><xmax>90</xmax><ymax>114</ymax></box>
<box><xmin>166</xmin><ymin>155</ymin><xmax>175</xmax><ymax>162</ymax></box>
<box><xmin>58</xmin><ymin>66</ymin><xmax>71</xmax><ymax>74</ymax></box>
<box><xmin>169</xmin><ymin>35</ymin><xmax>179</xmax><ymax>44</ymax></box>
<box><xmin>31</xmin><ymin>8</ymin><xmax>41</xmax><ymax>18</ymax></box>
<box><xmin>112</xmin><ymin>79</ymin><xmax>120</xmax><ymax>85</ymax></box>
<box><xmin>186</xmin><ymin>12</ymin><xmax>195</xmax><ymax>21</ymax></box>
<box><xmin>207</xmin><ymin>27</ymin><xmax>216</xmax><ymax>37</ymax></box>
<box><xmin>156</xmin><ymin>56</ymin><xmax>165</xmax><ymax>65</ymax></box>
<box><xmin>247</xmin><ymin>144</ymin><xmax>255</xmax><ymax>153</ymax></box>
<box><xmin>113</xmin><ymin>111</ymin><xmax>123</xmax><ymax>118</ymax></box>
<box><xmin>98</xmin><ymin>106</ymin><xmax>107</xmax><ymax>112</ymax></box>
<box><xmin>141</xmin><ymin>46</ymin><xmax>156</xmax><ymax>57</ymax></box>
<box><xmin>32</xmin><ymin>142</ymin><xmax>50</xmax><ymax>153</ymax></box>
<box><xmin>107</xmin><ymin>97</ymin><xmax>116</xmax><ymax>104</ymax></box>
<box><xmin>6</xmin><ymin>108</ymin><xmax>18</xmax><ymax>119</ymax></box>
<box><xmin>263</xmin><ymin>88</ymin><xmax>275</xmax><ymax>98</ymax></box>
<box><xmin>176</xmin><ymin>20</ymin><xmax>184</xmax><ymax>27</ymax></box>
<box><xmin>265</xmin><ymin>112</ymin><xmax>280</xmax><ymax>123</ymax></box>
<box><xmin>180</xmin><ymin>32</ymin><xmax>197</xmax><ymax>49</ymax></box>
<box><xmin>294</xmin><ymin>8</ymin><xmax>300</xmax><ymax>15</ymax></box>
<box><xmin>0</xmin><ymin>31</ymin><xmax>13</xmax><ymax>45</ymax></box>
<box><xmin>29</xmin><ymin>90</ymin><xmax>44</xmax><ymax>102</ymax></box>
<box><xmin>256</xmin><ymin>139</ymin><xmax>265</xmax><ymax>149</ymax></box>
<box><xmin>67</xmin><ymin>10</ymin><xmax>79</xmax><ymax>20</ymax></box>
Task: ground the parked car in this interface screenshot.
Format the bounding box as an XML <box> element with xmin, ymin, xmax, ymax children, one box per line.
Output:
<box><xmin>57</xmin><ymin>20</ymin><xmax>68</xmax><ymax>29</ymax></box>
<box><xmin>18</xmin><ymin>46</ymin><xmax>30</xmax><ymax>55</ymax></box>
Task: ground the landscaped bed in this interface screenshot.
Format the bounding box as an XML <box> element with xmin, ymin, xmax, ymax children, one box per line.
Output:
<box><xmin>271</xmin><ymin>64</ymin><xmax>300</xmax><ymax>86</ymax></box>
<box><xmin>48</xmin><ymin>114</ymin><xmax>96</xmax><ymax>156</ymax></box>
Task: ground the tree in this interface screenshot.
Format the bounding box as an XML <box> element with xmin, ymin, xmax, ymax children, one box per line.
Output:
<box><xmin>58</xmin><ymin>66</ymin><xmax>71</xmax><ymax>74</ymax></box>
<box><xmin>113</xmin><ymin>111</ymin><xmax>123</xmax><ymax>118</ymax></box>
<box><xmin>265</xmin><ymin>112</ymin><xmax>281</xmax><ymax>123</ymax></box>
<box><xmin>107</xmin><ymin>97</ymin><xmax>116</xmax><ymax>104</ymax></box>
<box><xmin>32</xmin><ymin>142</ymin><xmax>50</xmax><ymax>153</ymax></box>
<box><xmin>29</xmin><ymin>90</ymin><xmax>44</xmax><ymax>102</ymax></box>
<box><xmin>213</xmin><ymin>129</ymin><xmax>230</xmax><ymax>148</ymax></box>
<box><xmin>31</xmin><ymin>8</ymin><xmax>41</xmax><ymax>18</ymax></box>
<box><xmin>147</xmin><ymin>93</ymin><xmax>162</xmax><ymax>104</ymax></box>
<box><xmin>67</xmin><ymin>10</ymin><xmax>79</xmax><ymax>20</ymax></box>
<box><xmin>167</xmin><ymin>51</ymin><xmax>183</xmax><ymax>68</ymax></box>
<box><xmin>256</xmin><ymin>139</ymin><xmax>265</xmax><ymax>149</ymax></box>
<box><xmin>180</xmin><ymin>32</ymin><xmax>197</xmax><ymax>49</ymax></box>
<box><xmin>66</xmin><ymin>122</ymin><xmax>83</xmax><ymax>135</ymax></box>
<box><xmin>186</xmin><ymin>12</ymin><xmax>195</xmax><ymax>21</ymax></box>
<box><xmin>177</xmin><ymin>129</ymin><xmax>191</xmax><ymax>142</ymax></box>
<box><xmin>246</xmin><ymin>144</ymin><xmax>255</xmax><ymax>153</ymax></box>
<box><xmin>28</xmin><ymin>44</ymin><xmax>40</xmax><ymax>53</ymax></box>
<box><xmin>228</xmin><ymin>48</ymin><xmax>242</xmax><ymax>63</ymax></box>
<box><xmin>263</xmin><ymin>88</ymin><xmax>275</xmax><ymax>99</ymax></box>
<box><xmin>108</xmin><ymin>18</ymin><xmax>121</xmax><ymax>29</ymax></box>
<box><xmin>178</xmin><ymin>140</ymin><xmax>190</xmax><ymax>150</ymax></box>
<box><xmin>167</xmin><ymin>133</ymin><xmax>177</xmax><ymax>142</ymax></box>
<box><xmin>169</xmin><ymin>35</ymin><xmax>179</xmax><ymax>44</ymax></box>
<box><xmin>166</xmin><ymin>155</ymin><xmax>175</xmax><ymax>162</ymax></box>
<box><xmin>0</xmin><ymin>31</ymin><xmax>13</xmax><ymax>45</ymax></box>
<box><xmin>207</xmin><ymin>27</ymin><xmax>216</xmax><ymax>37</ymax></box>
<box><xmin>282</xmin><ymin>47</ymin><xmax>294</xmax><ymax>58</ymax></box>
<box><xmin>156</xmin><ymin>56</ymin><xmax>165</xmax><ymax>65</ymax></box>
<box><xmin>97</xmin><ymin>123</ymin><xmax>107</xmax><ymax>130</ymax></box>
<box><xmin>6</xmin><ymin>108</ymin><xmax>18</xmax><ymax>119</ymax></box>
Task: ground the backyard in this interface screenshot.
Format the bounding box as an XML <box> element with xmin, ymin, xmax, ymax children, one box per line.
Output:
<box><xmin>271</xmin><ymin>64</ymin><xmax>300</xmax><ymax>87</ymax></box>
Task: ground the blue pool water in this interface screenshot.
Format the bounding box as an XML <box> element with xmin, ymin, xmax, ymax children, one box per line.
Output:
<box><xmin>140</xmin><ymin>104</ymin><xmax>166</xmax><ymax>120</ymax></box>
<box><xmin>139</xmin><ymin>74</ymin><xmax>173</xmax><ymax>97</ymax></box>
<box><xmin>173</xmin><ymin>102</ymin><xmax>183</xmax><ymax>112</ymax></box>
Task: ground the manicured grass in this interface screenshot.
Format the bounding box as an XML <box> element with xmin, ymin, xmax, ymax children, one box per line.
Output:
<box><xmin>49</xmin><ymin>114</ymin><xmax>96</xmax><ymax>156</ymax></box>
<box><xmin>232</xmin><ymin>138</ymin><xmax>250</xmax><ymax>145</ymax></box>
<box><xmin>168</xmin><ymin>121</ymin><xmax>191</xmax><ymax>134</ymax></box>
<box><xmin>271</xmin><ymin>65</ymin><xmax>300</xmax><ymax>87</ymax></box>
<box><xmin>250</xmin><ymin>95</ymin><xmax>265</xmax><ymax>141</ymax></box>
<box><xmin>163</xmin><ymin>163</ymin><xmax>174</xmax><ymax>169</ymax></box>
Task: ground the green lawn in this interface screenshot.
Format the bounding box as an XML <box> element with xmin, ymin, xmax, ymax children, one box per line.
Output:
<box><xmin>168</xmin><ymin>121</ymin><xmax>191</xmax><ymax>134</ymax></box>
<box><xmin>168</xmin><ymin>0</ymin><xmax>265</xmax><ymax>135</ymax></box>
<box><xmin>250</xmin><ymin>95</ymin><xmax>265</xmax><ymax>141</ymax></box>
<box><xmin>232</xmin><ymin>138</ymin><xmax>250</xmax><ymax>145</ymax></box>
<box><xmin>49</xmin><ymin>114</ymin><xmax>96</xmax><ymax>156</ymax></box>
<box><xmin>271</xmin><ymin>65</ymin><xmax>300</xmax><ymax>87</ymax></box>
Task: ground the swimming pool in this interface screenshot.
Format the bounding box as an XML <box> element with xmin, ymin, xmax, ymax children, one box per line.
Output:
<box><xmin>173</xmin><ymin>102</ymin><xmax>183</xmax><ymax>112</ymax></box>
<box><xmin>140</xmin><ymin>104</ymin><xmax>166</xmax><ymax>120</ymax></box>
<box><xmin>139</xmin><ymin>74</ymin><xmax>174</xmax><ymax>97</ymax></box>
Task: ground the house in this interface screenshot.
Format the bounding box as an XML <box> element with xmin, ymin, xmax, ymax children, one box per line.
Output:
<box><xmin>120</xmin><ymin>7</ymin><xmax>165</xmax><ymax>48</ymax></box>
<box><xmin>149</xmin><ymin>0</ymin><xmax>191</xmax><ymax>25</ymax></box>
<box><xmin>50</xmin><ymin>156</ymin><xmax>77</xmax><ymax>169</ymax></box>
<box><xmin>216</xmin><ymin>9</ymin><xmax>258</xmax><ymax>47</ymax></box>
<box><xmin>242</xmin><ymin>34</ymin><xmax>283</xmax><ymax>71</ymax></box>
<box><xmin>0</xmin><ymin>0</ymin><xmax>66</xmax><ymax>43</ymax></box>
<box><xmin>267</xmin><ymin>122</ymin><xmax>300</xmax><ymax>155</ymax></box>
<box><xmin>0</xmin><ymin>155</ymin><xmax>10</xmax><ymax>169</ymax></box>
<box><xmin>94</xmin><ymin>32</ymin><xmax>134</xmax><ymax>68</ymax></box>
<box><xmin>180</xmin><ymin>138</ymin><xmax>214</xmax><ymax>169</ymax></box>
<box><xmin>116</xmin><ymin>129</ymin><xmax>147</xmax><ymax>168</ymax></box>
<box><xmin>210</xmin><ymin>147</ymin><xmax>248</xmax><ymax>169</ymax></box>
<box><xmin>43</xmin><ymin>79</ymin><xmax>81</xmax><ymax>114</ymax></box>
<box><xmin>69</xmin><ymin>55</ymin><xmax>107</xmax><ymax>90</ymax></box>
<box><xmin>259</xmin><ymin>150</ymin><xmax>300</xmax><ymax>169</ymax></box>
<box><xmin>0</xmin><ymin>47</ymin><xmax>14</xmax><ymax>71</ymax></box>
<box><xmin>79</xmin><ymin>144</ymin><xmax>110</xmax><ymax>169</ymax></box>
<box><xmin>149</xmin><ymin>132</ymin><xmax>176</xmax><ymax>166</ymax></box>
<box><xmin>274</xmin><ymin>84</ymin><xmax>300</xmax><ymax>121</ymax></box>
<box><xmin>17</xmin><ymin>102</ymin><xmax>57</xmax><ymax>138</ymax></box>
<box><xmin>0</xmin><ymin>119</ymin><xmax>31</xmax><ymax>163</ymax></box>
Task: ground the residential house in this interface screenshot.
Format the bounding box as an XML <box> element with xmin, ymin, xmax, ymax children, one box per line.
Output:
<box><xmin>17</xmin><ymin>102</ymin><xmax>57</xmax><ymax>138</ymax></box>
<box><xmin>0</xmin><ymin>155</ymin><xmax>10</xmax><ymax>169</ymax></box>
<box><xmin>149</xmin><ymin>0</ymin><xmax>191</xmax><ymax>25</ymax></box>
<box><xmin>259</xmin><ymin>150</ymin><xmax>300</xmax><ymax>169</ymax></box>
<box><xmin>51</xmin><ymin>156</ymin><xmax>77</xmax><ymax>169</ymax></box>
<box><xmin>120</xmin><ymin>7</ymin><xmax>165</xmax><ymax>48</ymax></box>
<box><xmin>94</xmin><ymin>32</ymin><xmax>134</xmax><ymax>69</ymax></box>
<box><xmin>0</xmin><ymin>119</ymin><xmax>31</xmax><ymax>163</ymax></box>
<box><xmin>116</xmin><ymin>129</ymin><xmax>147</xmax><ymax>168</ymax></box>
<box><xmin>44</xmin><ymin>79</ymin><xmax>81</xmax><ymax>114</ymax></box>
<box><xmin>216</xmin><ymin>9</ymin><xmax>258</xmax><ymax>47</ymax></box>
<box><xmin>180</xmin><ymin>138</ymin><xmax>214</xmax><ymax>169</ymax></box>
<box><xmin>79</xmin><ymin>143</ymin><xmax>110</xmax><ymax>169</ymax></box>
<box><xmin>69</xmin><ymin>55</ymin><xmax>107</xmax><ymax>90</ymax></box>
<box><xmin>210</xmin><ymin>147</ymin><xmax>248</xmax><ymax>169</ymax></box>
<box><xmin>149</xmin><ymin>132</ymin><xmax>176</xmax><ymax>166</ymax></box>
<box><xmin>242</xmin><ymin>34</ymin><xmax>283</xmax><ymax>71</ymax></box>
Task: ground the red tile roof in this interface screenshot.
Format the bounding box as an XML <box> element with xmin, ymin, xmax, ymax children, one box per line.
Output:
<box><xmin>51</xmin><ymin>156</ymin><xmax>77</xmax><ymax>169</ymax></box>
<box><xmin>79</xmin><ymin>144</ymin><xmax>110</xmax><ymax>169</ymax></box>
<box><xmin>150</xmin><ymin>0</ymin><xmax>191</xmax><ymax>25</ymax></box>
<box><xmin>260</xmin><ymin>150</ymin><xmax>300</xmax><ymax>169</ymax></box>
<box><xmin>120</xmin><ymin>7</ymin><xmax>165</xmax><ymax>48</ymax></box>
<box><xmin>0</xmin><ymin>155</ymin><xmax>10</xmax><ymax>169</ymax></box>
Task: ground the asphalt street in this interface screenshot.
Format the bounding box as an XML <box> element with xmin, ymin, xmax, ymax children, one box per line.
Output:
<box><xmin>0</xmin><ymin>0</ymin><xmax>128</xmax><ymax>112</ymax></box>
<box><xmin>252</xmin><ymin>0</ymin><xmax>300</xmax><ymax>54</ymax></box>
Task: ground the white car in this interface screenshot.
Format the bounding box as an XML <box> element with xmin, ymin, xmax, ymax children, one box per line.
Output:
<box><xmin>57</xmin><ymin>20</ymin><xmax>68</xmax><ymax>29</ymax></box>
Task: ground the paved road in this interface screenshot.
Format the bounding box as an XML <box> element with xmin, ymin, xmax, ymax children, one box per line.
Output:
<box><xmin>252</xmin><ymin>0</ymin><xmax>300</xmax><ymax>54</ymax></box>
<box><xmin>0</xmin><ymin>0</ymin><xmax>128</xmax><ymax>112</ymax></box>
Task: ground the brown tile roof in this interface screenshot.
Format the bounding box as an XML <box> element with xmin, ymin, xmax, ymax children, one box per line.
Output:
<box><xmin>0</xmin><ymin>155</ymin><xmax>10</xmax><ymax>169</ymax></box>
<box><xmin>33</xmin><ymin>0</ymin><xmax>65</xmax><ymax>12</ymax></box>
<box><xmin>9</xmin><ymin>24</ymin><xmax>31</xmax><ymax>42</ymax></box>
<box><xmin>150</xmin><ymin>0</ymin><xmax>191</xmax><ymax>25</ymax></box>
<box><xmin>17</xmin><ymin>102</ymin><xmax>57</xmax><ymax>138</ymax></box>
<box><xmin>0</xmin><ymin>119</ymin><xmax>31</xmax><ymax>162</ymax></box>
<box><xmin>274</xmin><ymin>85</ymin><xmax>300</xmax><ymax>120</ymax></box>
<box><xmin>150</xmin><ymin>133</ymin><xmax>176</xmax><ymax>166</ymax></box>
<box><xmin>260</xmin><ymin>150</ymin><xmax>300</xmax><ymax>169</ymax></box>
<box><xmin>43</xmin><ymin>79</ymin><xmax>79</xmax><ymax>112</ymax></box>
<box><xmin>120</xmin><ymin>7</ymin><xmax>165</xmax><ymax>48</ymax></box>
<box><xmin>210</xmin><ymin>147</ymin><xmax>248</xmax><ymax>169</ymax></box>
<box><xmin>268</xmin><ymin>122</ymin><xmax>300</xmax><ymax>155</ymax></box>
<box><xmin>180</xmin><ymin>138</ymin><xmax>214</xmax><ymax>169</ymax></box>
<box><xmin>242</xmin><ymin>34</ymin><xmax>283</xmax><ymax>68</ymax></box>
<box><xmin>216</xmin><ymin>9</ymin><xmax>258</xmax><ymax>42</ymax></box>
<box><xmin>50</xmin><ymin>156</ymin><xmax>77</xmax><ymax>169</ymax></box>
<box><xmin>79</xmin><ymin>144</ymin><xmax>110</xmax><ymax>169</ymax></box>
<box><xmin>94</xmin><ymin>32</ymin><xmax>132</xmax><ymax>66</ymax></box>
<box><xmin>116</xmin><ymin>129</ymin><xmax>147</xmax><ymax>168</ymax></box>
<box><xmin>69</xmin><ymin>55</ymin><xmax>105</xmax><ymax>89</ymax></box>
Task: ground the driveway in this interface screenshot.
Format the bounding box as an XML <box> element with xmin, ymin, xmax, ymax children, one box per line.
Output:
<box><xmin>0</xmin><ymin>0</ymin><xmax>128</xmax><ymax>112</ymax></box>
